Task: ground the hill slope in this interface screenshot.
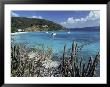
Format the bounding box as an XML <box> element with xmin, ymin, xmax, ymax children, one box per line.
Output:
<box><xmin>11</xmin><ymin>17</ymin><xmax>65</xmax><ymax>33</ymax></box>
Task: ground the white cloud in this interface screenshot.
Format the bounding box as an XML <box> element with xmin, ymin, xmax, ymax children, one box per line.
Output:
<box><xmin>11</xmin><ymin>12</ymin><xmax>19</xmax><ymax>17</ymax></box>
<box><xmin>60</xmin><ymin>11</ymin><xmax>100</xmax><ymax>28</ymax></box>
<box><xmin>31</xmin><ymin>16</ymin><xmax>43</xmax><ymax>19</ymax></box>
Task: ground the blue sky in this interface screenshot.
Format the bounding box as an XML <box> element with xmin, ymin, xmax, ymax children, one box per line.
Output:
<box><xmin>11</xmin><ymin>11</ymin><xmax>100</xmax><ymax>28</ymax></box>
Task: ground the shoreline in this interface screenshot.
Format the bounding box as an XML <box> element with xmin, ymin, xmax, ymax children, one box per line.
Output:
<box><xmin>11</xmin><ymin>32</ymin><xmax>28</xmax><ymax>35</ymax></box>
<box><xmin>11</xmin><ymin>30</ymin><xmax>67</xmax><ymax>35</ymax></box>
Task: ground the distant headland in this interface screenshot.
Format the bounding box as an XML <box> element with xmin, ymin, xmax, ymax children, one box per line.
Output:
<box><xmin>11</xmin><ymin>17</ymin><xmax>66</xmax><ymax>33</ymax></box>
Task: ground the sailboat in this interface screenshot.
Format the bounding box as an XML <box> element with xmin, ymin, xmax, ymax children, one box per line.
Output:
<box><xmin>66</xmin><ymin>28</ymin><xmax>71</xmax><ymax>34</ymax></box>
<box><xmin>68</xmin><ymin>31</ymin><xmax>70</xmax><ymax>34</ymax></box>
<box><xmin>67</xmin><ymin>29</ymin><xmax>71</xmax><ymax>34</ymax></box>
<box><xmin>51</xmin><ymin>32</ymin><xmax>56</xmax><ymax>36</ymax></box>
<box><xmin>46</xmin><ymin>31</ymin><xmax>49</xmax><ymax>33</ymax></box>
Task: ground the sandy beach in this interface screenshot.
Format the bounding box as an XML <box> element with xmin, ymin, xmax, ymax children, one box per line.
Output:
<box><xmin>11</xmin><ymin>32</ymin><xmax>28</xmax><ymax>35</ymax></box>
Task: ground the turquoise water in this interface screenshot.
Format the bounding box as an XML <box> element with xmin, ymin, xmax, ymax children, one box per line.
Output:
<box><xmin>11</xmin><ymin>31</ymin><xmax>100</xmax><ymax>60</ymax></box>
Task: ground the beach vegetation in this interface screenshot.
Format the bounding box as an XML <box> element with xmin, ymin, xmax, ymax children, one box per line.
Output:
<box><xmin>11</xmin><ymin>42</ymin><xmax>99</xmax><ymax>77</ymax></box>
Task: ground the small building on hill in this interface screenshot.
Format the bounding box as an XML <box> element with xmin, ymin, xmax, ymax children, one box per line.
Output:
<box><xmin>42</xmin><ymin>25</ymin><xmax>48</xmax><ymax>28</ymax></box>
<box><xmin>17</xmin><ymin>29</ymin><xmax>22</xmax><ymax>32</ymax></box>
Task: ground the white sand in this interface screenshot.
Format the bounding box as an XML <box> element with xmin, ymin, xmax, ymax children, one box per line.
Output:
<box><xmin>11</xmin><ymin>32</ymin><xmax>28</xmax><ymax>35</ymax></box>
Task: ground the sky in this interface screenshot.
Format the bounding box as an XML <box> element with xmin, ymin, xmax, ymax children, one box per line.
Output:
<box><xmin>11</xmin><ymin>11</ymin><xmax>100</xmax><ymax>28</ymax></box>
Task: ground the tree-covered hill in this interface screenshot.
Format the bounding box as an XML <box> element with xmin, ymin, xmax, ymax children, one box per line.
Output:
<box><xmin>11</xmin><ymin>17</ymin><xmax>65</xmax><ymax>33</ymax></box>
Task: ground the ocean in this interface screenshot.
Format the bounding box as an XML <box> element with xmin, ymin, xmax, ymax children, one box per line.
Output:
<box><xmin>11</xmin><ymin>30</ymin><xmax>100</xmax><ymax>59</ymax></box>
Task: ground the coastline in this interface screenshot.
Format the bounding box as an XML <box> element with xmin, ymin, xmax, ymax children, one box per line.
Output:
<box><xmin>11</xmin><ymin>31</ymin><xmax>61</xmax><ymax>36</ymax></box>
<box><xmin>11</xmin><ymin>32</ymin><xmax>28</xmax><ymax>35</ymax></box>
<box><xmin>11</xmin><ymin>31</ymin><xmax>49</xmax><ymax>35</ymax></box>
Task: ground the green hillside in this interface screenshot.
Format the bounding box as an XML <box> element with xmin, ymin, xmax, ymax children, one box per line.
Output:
<box><xmin>11</xmin><ymin>17</ymin><xmax>65</xmax><ymax>33</ymax></box>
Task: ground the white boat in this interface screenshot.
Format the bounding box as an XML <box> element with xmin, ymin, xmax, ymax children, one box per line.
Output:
<box><xmin>51</xmin><ymin>32</ymin><xmax>56</xmax><ymax>36</ymax></box>
<box><xmin>67</xmin><ymin>31</ymin><xmax>70</xmax><ymax>34</ymax></box>
<box><xmin>46</xmin><ymin>31</ymin><xmax>48</xmax><ymax>33</ymax></box>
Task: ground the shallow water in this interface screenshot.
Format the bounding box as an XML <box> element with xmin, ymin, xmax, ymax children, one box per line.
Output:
<box><xmin>11</xmin><ymin>31</ymin><xmax>100</xmax><ymax>60</ymax></box>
